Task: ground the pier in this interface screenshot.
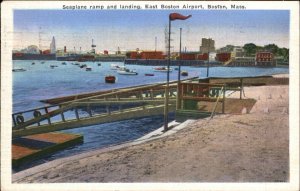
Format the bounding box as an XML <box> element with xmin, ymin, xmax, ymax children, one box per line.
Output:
<box><xmin>12</xmin><ymin>75</ymin><xmax>288</xmax><ymax>138</ymax></box>
<box><xmin>12</xmin><ymin>79</ymin><xmax>188</xmax><ymax>138</ymax></box>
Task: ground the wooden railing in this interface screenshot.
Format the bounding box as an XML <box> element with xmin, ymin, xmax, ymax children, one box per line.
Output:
<box><xmin>177</xmin><ymin>82</ymin><xmax>226</xmax><ymax>113</ymax></box>
<box><xmin>12</xmin><ymin>83</ymin><xmax>179</xmax><ymax>130</ymax></box>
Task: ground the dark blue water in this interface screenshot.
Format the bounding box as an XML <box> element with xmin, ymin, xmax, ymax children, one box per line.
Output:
<box><xmin>12</xmin><ymin>60</ymin><xmax>288</xmax><ymax>171</ymax></box>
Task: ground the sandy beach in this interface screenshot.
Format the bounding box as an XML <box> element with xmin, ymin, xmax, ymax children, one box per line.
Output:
<box><xmin>13</xmin><ymin>83</ymin><xmax>289</xmax><ymax>183</ymax></box>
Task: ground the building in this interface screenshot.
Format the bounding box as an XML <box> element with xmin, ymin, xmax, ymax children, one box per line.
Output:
<box><xmin>127</xmin><ymin>51</ymin><xmax>165</xmax><ymax>60</ymax></box>
<box><xmin>197</xmin><ymin>53</ymin><xmax>208</xmax><ymax>61</ymax></box>
<box><xmin>200</xmin><ymin>38</ymin><xmax>215</xmax><ymax>54</ymax></box>
<box><xmin>42</xmin><ymin>49</ymin><xmax>51</xmax><ymax>55</ymax></box>
<box><xmin>180</xmin><ymin>52</ymin><xmax>197</xmax><ymax>60</ymax></box>
<box><xmin>216</xmin><ymin>52</ymin><xmax>231</xmax><ymax>62</ymax></box>
<box><xmin>256</xmin><ymin>51</ymin><xmax>275</xmax><ymax>66</ymax></box>
<box><xmin>140</xmin><ymin>51</ymin><xmax>164</xmax><ymax>59</ymax></box>
<box><xmin>232</xmin><ymin>46</ymin><xmax>244</xmax><ymax>57</ymax></box>
<box><xmin>50</xmin><ymin>36</ymin><xmax>56</xmax><ymax>54</ymax></box>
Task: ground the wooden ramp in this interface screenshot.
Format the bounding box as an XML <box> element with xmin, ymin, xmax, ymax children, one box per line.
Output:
<box><xmin>12</xmin><ymin>80</ymin><xmax>181</xmax><ymax>138</ymax></box>
<box><xmin>13</xmin><ymin>104</ymin><xmax>176</xmax><ymax>138</ymax></box>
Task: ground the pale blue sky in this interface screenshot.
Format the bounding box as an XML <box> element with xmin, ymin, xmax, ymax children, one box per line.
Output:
<box><xmin>14</xmin><ymin>10</ymin><xmax>289</xmax><ymax>52</ymax></box>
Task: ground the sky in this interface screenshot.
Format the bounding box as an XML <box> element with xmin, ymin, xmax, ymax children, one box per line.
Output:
<box><xmin>13</xmin><ymin>10</ymin><xmax>290</xmax><ymax>53</ymax></box>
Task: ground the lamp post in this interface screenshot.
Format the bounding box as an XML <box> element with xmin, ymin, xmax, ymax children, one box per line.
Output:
<box><xmin>176</xmin><ymin>28</ymin><xmax>182</xmax><ymax>110</ymax></box>
<box><xmin>163</xmin><ymin>17</ymin><xmax>171</xmax><ymax>131</ymax></box>
<box><xmin>164</xmin><ymin>13</ymin><xmax>191</xmax><ymax>131</ymax></box>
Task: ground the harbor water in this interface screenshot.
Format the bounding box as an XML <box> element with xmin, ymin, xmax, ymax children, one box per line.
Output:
<box><xmin>12</xmin><ymin>60</ymin><xmax>288</xmax><ymax>171</ymax></box>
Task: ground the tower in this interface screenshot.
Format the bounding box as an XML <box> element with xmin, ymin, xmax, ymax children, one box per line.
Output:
<box><xmin>164</xmin><ymin>25</ymin><xmax>173</xmax><ymax>55</ymax></box>
<box><xmin>50</xmin><ymin>36</ymin><xmax>56</xmax><ymax>54</ymax></box>
<box><xmin>91</xmin><ymin>39</ymin><xmax>96</xmax><ymax>54</ymax></box>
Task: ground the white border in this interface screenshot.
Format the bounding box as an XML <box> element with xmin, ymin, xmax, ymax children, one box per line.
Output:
<box><xmin>1</xmin><ymin>1</ymin><xmax>299</xmax><ymax>191</ymax></box>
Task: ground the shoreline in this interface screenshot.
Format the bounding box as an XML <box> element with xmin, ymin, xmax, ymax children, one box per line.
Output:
<box><xmin>13</xmin><ymin>83</ymin><xmax>289</xmax><ymax>183</ymax></box>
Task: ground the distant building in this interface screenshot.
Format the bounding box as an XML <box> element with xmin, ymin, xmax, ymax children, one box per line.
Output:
<box><xmin>232</xmin><ymin>46</ymin><xmax>244</xmax><ymax>57</ymax></box>
<box><xmin>50</xmin><ymin>36</ymin><xmax>56</xmax><ymax>54</ymax></box>
<box><xmin>180</xmin><ymin>52</ymin><xmax>197</xmax><ymax>60</ymax></box>
<box><xmin>127</xmin><ymin>50</ymin><xmax>165</xmax><ymax>60</ymax></box>
<box><xmin>42</xmin><ymin>49</ymin><xmax>51</xmax><ymax>55</ymax></box>
<box><xmin>217</xmin><ymin>45</ymin><xmax>234</xmax><ymax>53</ymax></box>
<box><xmin>256</xmin><ymin>51</ymin><xmax>275</xmax><ymax>66</ymax></box>
<box><xmin>216</xmin><ymin>52</ymin><xmax>231</xmax><ymax>62</ymax></box>
<box><xmin>197</xmin><ymin>53</ymin><xmax>208</xmax><ymax>61</ymax></box>
<box><xmin>217</xmin><ymin>45</ymin><xmax>244</xmax><ymax>58</ymax></box>
<box><xmin>200</xmin><ymin>38</ymin><xmax>215</xmax><ymax>54</ymax></box>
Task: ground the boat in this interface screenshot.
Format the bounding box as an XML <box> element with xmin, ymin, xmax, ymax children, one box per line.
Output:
<box><xmin>174</xmin><ymin>67</ymin><xmax>179</xmax><ymax>70</ymax></box>
<box><xmin>40</xmin><ymin>61</ymin><xmax>45</xmax><ymax>64</ymax></box>
<box><xmin>145</xmin><ymin>73</ymin><xmax>154</xmax><ymax>76</ymax></box>
<box><xmin>31</xmin><ymin>62</ymin><xmax>35</xmax><ymax>65</ymax></box>
<box><xmin>12</xmin><ymin>68</ymin><xmax>26</xmax><ymax>72</ymax></box>
<box><xmin>110</xmin><ymin>64</ymin><xmax>125</xmax><ymax>70</ymax></box>
<box><xmin>153</xmin><ymin>67</ymin><xmax>173</xmax><ymax>72</ymax></box>
<box><xmin>117</xmin><ymin>69</ymin><xmax>138</xmax><ymax>75</ymax></box>
<box><xmin>61</xmin><ymin>62</ymin><xmax>67</xmax><ymax>65</ymax></box>
<box><xmin>105</xmin><ymin>75</ymin><xmax>116</xmax><ymax>83</ymax></box>
<box><xmin>80</xmin><ymin>64</ymin><xmax>87</xmax><ymax>68</ymax></box>
<box><xmin>97</xmin><ymin>63</ymin><xmax>101</xmax><ymax>66</ymax></box>
<box><xmin>181</xmin><ymin>71</ymin><xmax>188</xmax><ymax>76</ymax></box>
<box><xmin>50</xmin><ymin>65</ymin><xmax>58</xmax><ymax>69</ymax></box>
<box><xmin>86</xmin><ymin>67</ymin><xmax>92</xmax><ymax>71</ymax></box>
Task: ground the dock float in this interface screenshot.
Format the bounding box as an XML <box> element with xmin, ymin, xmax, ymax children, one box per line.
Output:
<box><xmin>12</xmin><ymin>132</ymin><xmax>83</xmax><ymax>167</ymax></box>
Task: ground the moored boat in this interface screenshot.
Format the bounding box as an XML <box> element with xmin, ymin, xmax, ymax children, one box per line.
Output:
<box><xmin>31</xmin><ymin>62</ymin><xmax>35</xmax><ymax>65</ymax></box>
<box><xmin>86</xmin><ymin>67</ymin><xmax>92</xmax><ymax>71</ymax></box>
<box><xmin>153</xmin><ymin>67</ymin><xmax>173</xmax><ymax>72</ymax></box>
<box><xmin>97</xmin><ymin>63</ymin><xmax>101</xmax><ymax>66</ymax></box>
<box><xmin>80</xmin><ymin>64</ymin><xmax>87</xmax><ymax>68</ymax></box>
<box><xmin>12</xmin><ymin>68</ymin><xmax>26</xmax><ymax>72</ymax></box>
<box><xmin>50</xmin><ymin>65</ymin><xmax>58</xmax><ymax>69</ymax></box>
<box><xmin>111</xmin><ymin>64</ymin><xmax>126</xmax><ymax>70</ymax></box>
<box><xmin>61</xmin><ymin>62</ymin><xmax>67</xmax><ymax>65</ymax></box>
<box><xmin>181</xmin><ymin>71</ymin><xmax>188</xmax><ymax>76</ymax></box>
<box><xmin>145</xmin><ymin>73</ymin><xmax>154</xmax><ymax>76</ymax></box>
<box><xmin>117</xmin><ymin>69</ymin><xmax>138</xmax><ymax>75</ymax></box>
<box><xmin>105</xmin><ymin>75</ymin><xmax>116</xmax><ymax>83</ymax></box>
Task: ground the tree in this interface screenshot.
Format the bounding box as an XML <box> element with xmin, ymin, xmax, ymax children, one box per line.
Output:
<box><xmin>278</xmin><ymin>48</ymin><xmax>289</xmax><ymax>61</ymax></box>
<box><xmin>243</xmin><ymin>43</ymin><xmax>257</xmax><ymax>56</ymax></box>
<box><xmin>264</xmin><ymin>44</ymin><xmax>279</xmax><ymax>55</ymax></box>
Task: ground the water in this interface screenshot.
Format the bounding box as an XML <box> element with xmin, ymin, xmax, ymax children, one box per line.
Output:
<box><xmin>12</xmin><ymin>60</ymin><xmax>288</xmax><ymax>171</ymax></box>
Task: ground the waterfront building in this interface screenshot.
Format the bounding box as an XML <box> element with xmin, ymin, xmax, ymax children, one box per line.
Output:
<box><xmin>127</xmin><ymin>50</ymin><xmax>165</xmax><ymax>60</ymax></box>
<box><xmin>216</xmin><ymin>52</ymin><xmax>231</xmax><ymax>62</ymax></box>
<box><xmin>197</xmin><ymin>53</ymin><xmax>208</xmax><ymax>60</ymax></box>
<box><xmin>256</xmin><ymin>51</ymin><xmax>275</xmax><ymax>66</ymax></box>
<box><xmin>50</xmin><ymin>36</ymin><xmax>56</xmax><ymax>54</ymax></box>
<box><xmin>42</xmin><ymin>49</ymin><xmax>51</xmax><ymax>55</ymax></box>
<box><xmin>200</xmin><ymin>38</ymin><xmax>215</xmax><ymax>54</ymax></box>
<box><xmin>180</xmin><ymin>52</ymin><xmax>198</xmax><ymax>60</ymax></box>
<box><xmin>232</xmin><ymin>46</ymin><xmax>244</xmax><ymax>57</ymax></box>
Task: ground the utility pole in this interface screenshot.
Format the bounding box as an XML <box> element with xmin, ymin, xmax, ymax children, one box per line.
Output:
<box><xmin>176</xmin><ymin>28</ymin><xmax>182</xmax><ymax>110</ymax></box>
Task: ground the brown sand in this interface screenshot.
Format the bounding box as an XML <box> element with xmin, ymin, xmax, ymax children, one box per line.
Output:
<box><xmin>13</xmin><ymin>85</ymin><xmax>289</xmax><ymax>183</ymax></box>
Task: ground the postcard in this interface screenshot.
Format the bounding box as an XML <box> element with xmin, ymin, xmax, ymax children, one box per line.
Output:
<box><xmin>1</xmin><ymin>1</ymin><xmax>299</xmax><ymax>191</ymax></box>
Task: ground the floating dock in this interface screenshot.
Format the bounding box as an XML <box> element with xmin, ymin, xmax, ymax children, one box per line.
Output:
<box><xmin>12</xmin><ymin>132</ymin><xmax>83</xmax><ymax>167</ymax></box>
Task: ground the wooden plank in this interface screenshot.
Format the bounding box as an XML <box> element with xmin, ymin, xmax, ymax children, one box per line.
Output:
<box><xmin>12</xmin><ymin>104</ymin><xmax>176</xmax><ymax>138</ymax></box>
